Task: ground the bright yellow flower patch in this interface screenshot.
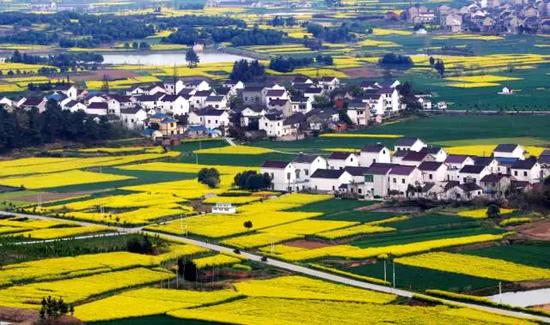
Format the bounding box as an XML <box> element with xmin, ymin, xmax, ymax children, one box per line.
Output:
<box><xmin>269</xmin><ymin>234</ymin><xmax>505</xmax><ymax>261</ymax></box>
<box><xmin>456</xmin><ymin>208</ymin><xmax>515</xmax><ymax>219</ymax></box>
<box><xmin>75</xmin><ymin>288</ymin><xmax>241</xmax><ymax>322</ymax></box>
<box><xmin>317</xmin><ymin>224</ymin><xmax>395</xmax><ymax>239</ymax></box>
<box><xmin>0</xmin><ymin>170</ymin><xmax>134</xmax><ymax>189</ymax></box>
<box><xmin>396</xmin><ymin>252</ymin><xmax>550</xmax><ymax>281</ymax></box>
<box><xmin>193</xmin><ymin>254</ymin><xmax>242</xmax><ymax>269</ymax></box>
<box><xmin>169</xmin><ymin>297</ymin><xmax>534</xmax><ymax>325</ymax></box>
<box><xmin>0</xmin><ymin>268</ymin><xmax>173</xmax><ymax>309</ymax></box>
<box><xmin>234</xmin><ymin>275</ymin><xmax>396</xmax><ymax>303</ymax></box>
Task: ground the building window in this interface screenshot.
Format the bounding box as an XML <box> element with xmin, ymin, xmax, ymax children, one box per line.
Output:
<box><xmin>286</xmin><ymin>173</ymin><xmax>291</xmax><ymax>180</ymax></box>
<box><xmin>523</xmin><ymin>171</ymin><xmax>527</xmax><ymax>177</ymax></box>
<box><xmin>429</xmin><ymin>174</ymin><xmax>433</xmax><ymax>180</ymax></box>
<box><xmin>514</xmin><ymin>171</ymin><xmax>518</xmax><ymax>176</ymax></box>
<box><xmin>401</xmin><ymin>179</ymin><xmax>405</xmax><ymax>184</ymax></box>
<box><xmin>393</xmin><ymin>178</ymin><xmax>396</xmax><ymax>183</ymax></box>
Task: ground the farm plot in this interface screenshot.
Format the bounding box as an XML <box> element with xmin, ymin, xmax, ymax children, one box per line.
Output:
<box><xmin>337</xmin><ymin>261</ymin><xmax>499</xmax><ymax>292</ymax></box>
<box><xmin>147</xmin><ymin>193</ymin><xmax>332</xmax><ymax>238</ymax></box>
<box><xmin>395</xmin><ymin>252</ymin><xmax>550</xmax><ymax>282</ymax></box>
<box><xmin>0</xmin><ymin>170</ymin><xmax>134</xmax><ymax>190</ymax></box>
<box><xmin>0</xmin><ymin>244</ymin><xmax>205</xmax><ymax>287</ymax></box>
<box><xmin>0</xmin><ymin>268</ymin><xmax>174</xmax><ymax>309</ymax></box>
<box><xmin>74</xmin><ymin>288</ymin><xmax>241</xmax><ymax>322</ymax></box>
<box><xmin>168</xmin><ymin>297</ymin><xmax>532</xmax><ymax>325</ymax></box>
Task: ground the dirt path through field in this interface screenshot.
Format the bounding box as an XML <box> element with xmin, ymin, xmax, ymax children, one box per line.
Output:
<box><xmin>518</xmin><ymin>219</ymin><xmax>550</xmax><ymax>240</ymax></box>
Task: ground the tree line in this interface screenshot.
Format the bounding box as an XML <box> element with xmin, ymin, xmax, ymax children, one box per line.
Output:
<box><xmin>269</xmin><ymin>54</ymin><xmax>333</xmax><ymax>73</ymax></box>
<box><xmin>8</xmin><ymin>50</ymin><xmax>104</xmax><ymax>72</ymax></box>
<box><xmin>0</xmin><ymin>100</ymin><xmax>132</xmax><ymax>152</ymax></box>
<box><xmin>163</xmin><ymin>27</ymin><xmax>283</xmax><ymax>47</ymax></box>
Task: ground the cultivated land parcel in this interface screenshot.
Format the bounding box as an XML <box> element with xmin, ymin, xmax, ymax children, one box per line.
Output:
<box><xmin>0</xmin><ymin>117</ymin><xmax>549</xmax><ymax>323</ymax></box>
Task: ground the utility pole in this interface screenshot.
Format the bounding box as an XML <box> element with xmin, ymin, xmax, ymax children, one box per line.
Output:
<box><xmin>383</xmin><ymin>259</ymin><xmax>387</xmax><ymax>282</ymax></box>
<box><xmin>392</xmin><ymin>259</ymin><xmax>396</xmax><ymax>288</ymax></box>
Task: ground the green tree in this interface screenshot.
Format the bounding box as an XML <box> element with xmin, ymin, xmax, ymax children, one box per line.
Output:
<box><xmin>486</xmin><ymin>204</ymin><xmax>500</xmax><ymax>218</ymax></box>
<box><xmin>185</xmin><ymin>48</ymin><xmax>200</xmax><ymax>68</ymax></box>
<box><xmin>198</xmin><ymin>168</ymin><xmax>220</xmax><ymax>188</ymax></box>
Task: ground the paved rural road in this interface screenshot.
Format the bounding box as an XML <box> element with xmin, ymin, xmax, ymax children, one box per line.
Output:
<box><xmin>2</xmin><ymin>210</ymin><xmax>550</xmax><ymax>323</ymax></box>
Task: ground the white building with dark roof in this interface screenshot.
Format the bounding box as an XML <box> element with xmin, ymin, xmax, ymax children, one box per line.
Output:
<box><xmin>260</xmin><ymin>160</ymin><xmax>296</xmax><ymax>191</ymax></box>
<box><xmin>309</xmin><ymin>169</ymin><xmax>353</xmax><ymax>192</ymax></box>
<box><xmin>360</xmin><ymin>144</ymin><xmax>391</xmax><ymax>167</ymax></box>
<box><xmin>327</xmin><ymin>152</ymin><xmax>359</xmax><ymax>170</ymax></box>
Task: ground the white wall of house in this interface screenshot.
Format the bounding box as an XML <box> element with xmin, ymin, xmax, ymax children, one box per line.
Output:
<box><xmin>259</xmin><ymin>116</ymin><xmax>288</xmax><ymax>137</ymax></box>
<box><xmin>511</xmin><ymin>164</ymin><xmax>542</xmax><ymax>183</ymax></box>
<box><xmin>388</xmin><ymin>169</ymin><xmax>422</xmax><ymax>195</ymax></box>
<box><xmin>359</xmin><ymin>148</ymin><xmax>391</xmax><ymax>167</ymax></box>
<box><xmin>161</xmin><ymin>97</ymin><xmax>189</xmax><ymax>115</ymax></box>
<box><xmin>261</xmin><ymin>164</ymin><xmax>296</xmax><ymax>191</ymax></box>
<box><xmin>363</xmin><ymin>173</ymin><xmax>390</xmax><ymax>198</ymax></box>
<box><xmin>493</xmin><ymin>146</ymin><xmax>525</xmax><ymax>160</ymax></box>
<box><xmin>328</xmin><ymin>154</ymin><xmax>359</xmax><ymax>170</ymax></box>
<box><xmin>121</xmin><ymin>110</ymin><xmax>147</xmax><ymax>129</ymax></box>
<box><xmin>293</xmin><ymin>157</ymin><xmax>327</xmax><ymax>182</ymax></box>
<box><xmin>421</xmin><ymin>165</ymin><xmax>448</xmax><ymax>183</ymax></box>
<box><xmin>310</xmin><ymin>172</ymin><xmax>353</xmax><ymax>192</ymax></box>
<box><xmin>459</xmin><ymin>169</ymin><xmax>490</xmax><ymax>185</ymax></box>
<box><xmin>188</xmin><ymin>111</ymin><xmax>229</xmax><ymax>130</ymax></box>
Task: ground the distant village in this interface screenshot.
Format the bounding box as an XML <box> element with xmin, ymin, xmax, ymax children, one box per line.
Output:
<box><xmin>0</xmin><ymin>76</ymin><xmax>442</xmax><ymax>142</ymax></box>
<box><xmin>261</xmin><ymin>140</ymin><xmax>550</xmax><ymax>201</ymax></box>
<box><xmin>401</xmin><ymin>0</ymin><xmax>550</xmax><ymax>34</ymax></box>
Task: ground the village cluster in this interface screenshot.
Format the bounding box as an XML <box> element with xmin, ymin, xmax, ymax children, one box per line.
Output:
<box><xmin>0</xmin><ymin>76</ymin><xmax>430</xmax><ymax>140</ymax></box>
<box><xmin>261</xmin><ymin>139</ymin><xmax>550</xmax><ymax>201</ymax></box>
<box><xmin>404</xmin><ymin>0</ymin><xmax>550</xmax><ymax>33</ymax></box>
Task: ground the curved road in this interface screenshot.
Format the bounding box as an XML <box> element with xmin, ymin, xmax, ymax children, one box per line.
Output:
<box><xmin>2</xmin><ymin>210</ymin><xmax>549</xmax><ymax>323</ymax></box>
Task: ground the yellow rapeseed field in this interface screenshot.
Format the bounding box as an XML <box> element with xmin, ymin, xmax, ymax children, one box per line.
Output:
<box><xmin>168</xmin><ymin>297</ymin><xmax>534</xmax><ymax>325</ymax></box>
<box><xmin>0</xmin><ymin>170</ymin><xmax>134</xmax><ymax>189</ymax></box>
<box><xmin>202</xmin><ymin>195</ymin><xmax>261</xmax><ymax>205</ymax></box>
<box><xmin>192</xmin><ymin>254</ymin><xmax>242</xmax><ymax>269</ymax></box>
<box><xmin>317</xmin><ymin>224</ymin><xmax>395</xmax><ymax>239</ymax></box>
<box><xmin>0</xmin><ymin>152</ymin><xmax>179</xmax><ymax>178</ymax></box>
<box><xmin>444</xmin><ymin>145</ymin><xmax>545</xmax><ymax>156</ymax></box>
<box><xmin>12</xmin><ymin>225</ymin><xmax>111</xmax><ymax>240</ymax></box>
<box><xmin>267</xmin><ymin>233</ymin><xmax>506</xmax><ymax>261</ymax></box>
<box><xmin>75</xmin><ymin>288</ymin><xmax>242</xmax><ymax>322</ymax></box>
<box><xmin>396</xmin><ymin>252</ymin><xmax>550</xmax><ymax>281</ymax></box>
<box><xmin>234</xmin><ymin>275</ymin><xmax>395</xmax><ymax>303</ymax></box>
<box><xmin>221</xmin><ymin>232</ymin><xmax>301</xmax><ymax>248</ymax></box>
<box><xmin>456</xmin><ymin>207</ymin><xmax>515</xmax><ymax>219</ymax></box>
<box><xmin>147</xmin><ymin>193</ymin><xmax>331</xmax><ymax>238</ymax></box>
<box><xmin>0</xmin><ymin>267</ymin><xmax>173</xmax><ymax>309</ymax></box>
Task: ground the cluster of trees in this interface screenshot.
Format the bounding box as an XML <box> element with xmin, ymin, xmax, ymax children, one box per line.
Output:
<box><xmin>269</xmin><ymin>54</ymin><xmax>333</xmax><ymax>73</ymax></box>
<box><xmin>126</xmin><ymin>235</ymin><xmax>155</xmax><ymax>254</ymax></box>
<box><xmin>198</xmin><ymin>168</ymin><xmax>220</xmax><ymax>188</ymax></box>
<box><xmin>229</xmin><ymin>59</ymin><xmax>265</xmax><ymax>82</ymax></box>
<box><xmin>306</xmin><ymin>23</ymin><xmax>356</xmax><ymax>43</ymax></box>
<box><xmin>269</xmin><ymin>16</ymin><xmax>296</xmax><ymax>26</ymax></box>
<box><xmin>0</xmin><ymin>100</ymin><xmax>132</xmax><ymax>152</ymax></box>
<box><xmin>379</xmin><ymin>53</ymin><xmax>413</xmax><ymax>68</ymax></box>
<box><xmin>39</xmin><ymin>296</ymin><xmax>74</xmax><ymax>322</ymax></box>
<box><xmin>8</xmin><ymin>50</ymin><xmax>104</xmax><ymax>72</ymax></box>
<box><xmin>159</xmin><ymin>15</ymin><xmax>246</xmax><ymax>29</ymax></box>
<box><xmin>0</xmin><ymin>12</ymin><xmax>155</xmax><ymax>46</ymax></box>
<box><xmin>234</xmin><ymin>170</ymin><xmax>272</xmax><ymax>191</ymax></box>
<box><xmin>429</xmin><ymin>56</ymin><xmax>445</xmax><ymax>77</ymax></box>
<box><xmin>230</xmin><ymin>28</ymin><xmax>284</xmax><ymax>46</ymax></box>
<box><xmin>163</xmin><ymin>26</ymin><xmax>282</xmax><ymax>47</ymax></box>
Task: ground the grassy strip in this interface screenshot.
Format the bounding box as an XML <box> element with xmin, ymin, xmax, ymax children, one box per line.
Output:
<box><xmin>309</xmin><ymin>263</ymin><xmax>390</xmax><ymax>286</ymax></box>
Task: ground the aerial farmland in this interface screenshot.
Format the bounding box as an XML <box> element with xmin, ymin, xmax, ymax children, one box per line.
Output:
<box><xmin>0</xmin><ymin>0</ymin><xmax>549</xmax><ymax>323</ymax></box>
